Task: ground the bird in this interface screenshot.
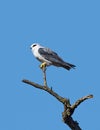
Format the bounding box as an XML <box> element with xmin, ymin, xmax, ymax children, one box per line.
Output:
<box><xmin>30</xmin><ymin>43</ymin><xmax>76</xmax><ymax>70</ymax></box>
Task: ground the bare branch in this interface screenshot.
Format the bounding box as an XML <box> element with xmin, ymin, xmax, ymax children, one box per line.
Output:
<box><xmin>62</xmin><ymin>95</ymin><xmax>93</xmax><ymax>130</ymax></box>
<box><xmin>22</xmin><ymin>79</ymin><xmax>67</xmax><ymax>104</ymax></box>
<box><xmin>42</xmin><ymin>67</ymin><xmax>47</xmax><ymax>86</ymax></box>
<box><xmin>22</xmin><ymin>79</ymin><xmax>93</xmax><ymax>130</ymax></box>
<box><xmin>71</xmin><ymin>95</ymin><xmax>93</xmax><ymax>111</ymax></box>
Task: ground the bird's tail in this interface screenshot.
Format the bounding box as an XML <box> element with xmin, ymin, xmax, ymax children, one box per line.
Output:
<box><xmin>62</xmin><ymin>62</ymin><xmax>76</xmax><ymax>70</ymax></box>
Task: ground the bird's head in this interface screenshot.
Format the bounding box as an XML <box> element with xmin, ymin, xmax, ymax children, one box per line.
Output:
<box><xmin>30</xmin><ymin>43</ymin><xmax>40</xmax><ymax>50</ymax></box>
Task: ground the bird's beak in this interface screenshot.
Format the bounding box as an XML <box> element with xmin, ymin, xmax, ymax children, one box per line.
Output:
<box><xmin>30</xmin><ymin>47</ymin><xmax>32</xmax><ymax>49</ymax></box>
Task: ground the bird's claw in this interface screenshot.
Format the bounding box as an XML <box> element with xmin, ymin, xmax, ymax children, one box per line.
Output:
<box><xmin>40</xmin><ymin>62</ymin><xmax>47</xmax><ymax>70</ymax></box>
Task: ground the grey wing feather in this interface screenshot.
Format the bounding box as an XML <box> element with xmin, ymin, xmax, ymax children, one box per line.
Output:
<box><xmin>38</xmin><ymin>47</ymin><xmax>76</xmax><ymax>70</ymax></box>
<box><xmin>38</xmin><ymin>48</ymin><xmax>64</xmax><ymax>63</ymax></box>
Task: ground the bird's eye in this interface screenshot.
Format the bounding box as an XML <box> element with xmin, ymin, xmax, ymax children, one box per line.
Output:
<box><xmin>32</xmin><ymin>44</ymin><xmax>36</xmax><ymax>47</ymax></box>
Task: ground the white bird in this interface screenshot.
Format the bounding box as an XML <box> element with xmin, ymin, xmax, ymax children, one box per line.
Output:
<box><xmin>30</xmin><ymin>43</ymin><xmax>76</xmax><ymax>70</ymax></box>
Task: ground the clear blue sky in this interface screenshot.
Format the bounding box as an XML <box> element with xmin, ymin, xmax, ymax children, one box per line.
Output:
<box><xmin>0</xmin><ymin>0</ymin><xmax>100</xmax><ymax>130</ymax></box>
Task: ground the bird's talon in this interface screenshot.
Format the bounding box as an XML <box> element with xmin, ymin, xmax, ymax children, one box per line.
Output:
<box><xmin>40</xmin><ymin>62</ymin><xmax>47</xmax><ymax>69</ymax></box>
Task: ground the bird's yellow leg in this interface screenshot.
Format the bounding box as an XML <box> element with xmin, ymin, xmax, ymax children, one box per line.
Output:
<box><xmin>40</xmin><ymin>62</ymin><xmax>47</xmax><ymax>87</ymax></box>
<box><xmin>40</xmin><ymin>62</ymin><xmax>47</xmax><ymax>69</ymax></box>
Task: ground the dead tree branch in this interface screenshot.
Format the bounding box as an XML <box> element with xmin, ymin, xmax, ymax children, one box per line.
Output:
<box><xmin>42</xmin><ymin>67</ymin><xmax>47</xmax><ymax>86</ymax></box>
<box><xmin>22</xmin><ymin>79</ymin><xmax>93</xmax><ymax>130</ymax></box>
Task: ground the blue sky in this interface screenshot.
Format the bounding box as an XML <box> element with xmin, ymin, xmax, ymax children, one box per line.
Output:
<box><xmin>0</xmin><ymin>0</ymin><xmax>100</xmax><ymax>130</ymax></box>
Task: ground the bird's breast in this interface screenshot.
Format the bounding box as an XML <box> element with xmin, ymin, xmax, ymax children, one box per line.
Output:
<box><xmin>32</xmin><ymin>48</ymin><xmax>52</xmax><ymax>65</ymax></box>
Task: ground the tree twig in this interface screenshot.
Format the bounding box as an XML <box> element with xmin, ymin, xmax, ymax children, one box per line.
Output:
<box><xmin>71</xmin><ymin>94</ymin><xmax>93</xmax><ymax>112</ymax></box>
<box><xmin>42</xmin><ymin>67</ymin><xmax>47</xmax><ymax>86</ymax></box>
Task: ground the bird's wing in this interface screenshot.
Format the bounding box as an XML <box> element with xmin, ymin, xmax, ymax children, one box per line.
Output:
<box><xmin>38</xmin><ymin>47</ymin><xmax>76</xmax><ymax>70</ymax></box>
<box><xmin>38</xmin><ymin>47</ymin><xmax>64</xmax><ymax>64</ymax></box>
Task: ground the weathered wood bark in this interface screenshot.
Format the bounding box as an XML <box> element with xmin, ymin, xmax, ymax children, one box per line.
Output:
<box><xmin>22</xmin><ymin>79</ymin><xmax>93</xmax><ymax>130</ymax></box>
